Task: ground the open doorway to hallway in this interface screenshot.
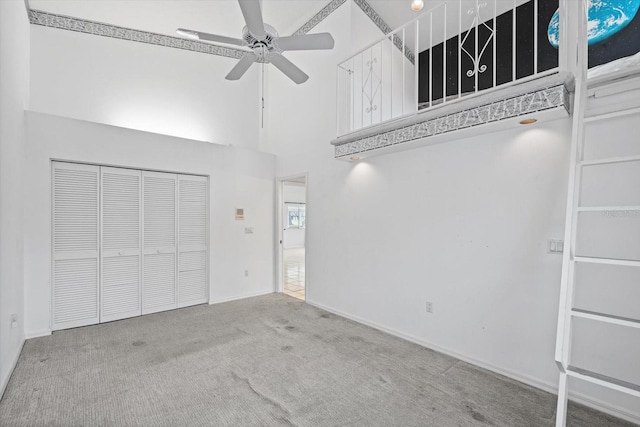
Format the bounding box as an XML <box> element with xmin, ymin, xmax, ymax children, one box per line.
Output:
<box><xmin>281</xmin><ymin>176</ymin><xmax>306</xmax><ymax>301</ymax></box>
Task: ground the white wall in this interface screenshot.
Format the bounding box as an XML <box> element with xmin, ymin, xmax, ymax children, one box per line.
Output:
<box><xmin>29</xmin><ymin>25</ymin><xmax>261</xmax><ymax>149</ymax></box>
<box><xmin>269</xmin><ymin>0</ymin><xmax>639</xmax><ymax>421</ymax></box>
<box><xmin>0</xmin><ymin>0</ymin><xmax>29</xmax><ymax>397</ymax></box>
<box><xmin>24</xmin><ymin>112</ymin><xmax>276</xmax><ymax>336</ymax></box>
<box><xmin>283</xmin><ymin>183</ymin><xmax>306</xmax><ymax>249</ymax></box>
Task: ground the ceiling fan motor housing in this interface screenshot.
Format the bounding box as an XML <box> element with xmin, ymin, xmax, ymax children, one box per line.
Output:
<box><xmin>243</xmin><ymin>24</ymin><xmax>281</xmax><ymax>60</ymax></box>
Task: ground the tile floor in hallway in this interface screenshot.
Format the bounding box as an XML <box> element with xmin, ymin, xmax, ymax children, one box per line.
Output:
<box><xmin>283</xmin><ymin>247</ymin><xmax>305</xmax><ymax>300</ymax></box>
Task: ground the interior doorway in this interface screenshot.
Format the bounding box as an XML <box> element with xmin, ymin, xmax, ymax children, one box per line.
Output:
<box><xmin>280</xmin><ymin>176</ymin><xmax>306</xmax><ymax>301</ymax></box>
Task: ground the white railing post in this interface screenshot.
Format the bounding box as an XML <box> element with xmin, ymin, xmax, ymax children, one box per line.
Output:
<box><xmin>402</xmin><ymin>28</ymin><xmax>406</xmax><ymax>116</ymax></box>
<box><xmin>443</xmin><ymin>3</ymin><xmax>447</xmax><ymax>104</ymax></box>
<box><xmin>336</xmin><ymin>66</ymin><xmax>339</xmax><ymax>136</ymax></box>
<box><xmin>459</xmin><ymin>0</ymin><xmax>462</xmax><ymax>98</ymax></box>
<box><xmin>512</xmin><ymin>0</ymin><xmax>516</xmax><ymax>82</ymax></box>
<box><xmin>415</xmin><ymin>19</ymin><xmax>420</xmax><ymax>112</ymax></box>
<box><xmin>493</xmin><ymin>0</ymin><xmax>496</xmax><ymax>88</ymax></box>
<box><xmin>429</xmin><ymin>11</ymin><xmax>433</xmax><ymax>107</ymax></box>
<box><xmin>475</xmin><ymin>0</ymin><xmax>479</xmax><ymax>93</ymax></box>
<box><xmin>534</xmin><ymin>0</ymin><xmax>538</xmax><ymax>74</ymax></box>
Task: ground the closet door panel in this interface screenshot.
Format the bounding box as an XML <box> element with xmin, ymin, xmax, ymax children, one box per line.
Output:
<box><xmin>52</xmin><ymin>162</ymin><xmax>100</xmax><ymax>330</ymax></box>
<box><xmin>142</xmin><ymin>171</ymin><xmax>177</xmax><ymax>314</ymax></box>
<box><xmin>100</xmin><ymin>167</ymin><xmax>141</xmax><ymax>322</ymax></box>
<box><xmin>178</xmin><ymin>175</ymin><xmax>208</xmax><ymax>307</ymax></box>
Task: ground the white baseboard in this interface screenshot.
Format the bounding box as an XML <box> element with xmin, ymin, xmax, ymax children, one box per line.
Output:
<box><xmin>0</xmin><ymin>337</ymin><xmax>25</xmax><ymax>400</ymax></box>
<box><xmin>25</xmin><ymin>329</ymin><xmax>51</xmax><ymax>339</ymax></box>
<box><xmin>209</xmin><ymin>289</ymin><xmax>274</xmax><ymax>305</ymax></box>
<box><xmin>306</xmin><ymin>299</ymin><xmax>640</xmax><ymax>425</ymax></box>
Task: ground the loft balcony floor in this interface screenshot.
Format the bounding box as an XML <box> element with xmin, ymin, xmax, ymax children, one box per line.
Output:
<box><xmin>332</xmin><ymin>71</ymin><xmax>572</xmax><ymax>161</ymax></box>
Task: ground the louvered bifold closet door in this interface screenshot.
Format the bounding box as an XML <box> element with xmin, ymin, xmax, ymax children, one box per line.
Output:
<box><xmin>178</xmin><ymin>175</ymin><xmax>209</xmax><ymax>307</ymax></box>
<box><xmin>52</xmin><ymin>162</ymin><xmax>100</xmax><ymax>330</ymax></box>
<box><xmin>142</xmin><ymin>171</ymin><xmax>177</xmax><ymax>314</ymax></box>
<box><xmin>100</xmin><ymin>167</ymin><xmax>141</xmax><ymax>322</ymax></box>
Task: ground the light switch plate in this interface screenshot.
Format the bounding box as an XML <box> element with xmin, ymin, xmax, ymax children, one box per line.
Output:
<box><xmin>548</xmin><ymin>239</ymin><xmax>564</xmax><ymax>254</ymax></box>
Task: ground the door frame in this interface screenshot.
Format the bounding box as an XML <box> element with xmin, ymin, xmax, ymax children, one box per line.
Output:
<box><xmin>276</xmin><ymin>173</ymin><xmax>308</xmax><ymax>298</ymax></box>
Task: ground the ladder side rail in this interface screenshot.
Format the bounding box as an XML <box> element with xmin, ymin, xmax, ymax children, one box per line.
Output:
<box><xmin>555</xmin><ymin>0</ymin><xmax>588</xmax><ymax>425</ymax></box>
<box><xmin>554</xmin><ymin>0</ymin><xmax>589</xmax><ymax>368</ymax></box>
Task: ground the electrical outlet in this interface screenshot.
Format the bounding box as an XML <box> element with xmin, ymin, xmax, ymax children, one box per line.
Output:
<box><xmin>244</xmin><ymin>270</ymin><xmax>249</xmax><ymax>277</ymax></box>
<box><xmin>425</xmin><ymin>301</ymin><xmax>433</xmax><ymax>314</ymax></box>
<box><xmin>548</xmin><ymin>239</ymin><xmax>564</xmax><ymax>254</ymax></box>
<box><xmin>10</xmin><ymin>314</ymin><xmax>18</xmax><ymax>329</ymax></box>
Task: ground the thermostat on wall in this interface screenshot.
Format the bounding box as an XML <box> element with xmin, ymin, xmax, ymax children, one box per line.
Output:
<box><xmin>235</xmin><ymin>208</ymin><xmax>245</xmax><ymax>220</ymax></box>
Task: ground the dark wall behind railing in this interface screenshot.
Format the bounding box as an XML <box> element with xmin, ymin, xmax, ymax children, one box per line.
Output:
<box><xmin>418</xmin><ymin>0</ymin><xmax>559</xmax><ymax>106</ymax></box>
<box><xmin>418</xmin><ymin>0</ymin><xmax>640</xmax><ymax>106</ymax></box>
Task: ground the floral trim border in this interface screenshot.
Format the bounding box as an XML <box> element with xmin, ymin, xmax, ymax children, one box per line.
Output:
<box><xmin>334</xmin><ymin>84</ymin><xmax>569</xmax><ymax>158</ymax></box>
<box><xmin>352</xmin><ymin>0</ymin><xmax>415</xmax><ymax>64</ymax></box>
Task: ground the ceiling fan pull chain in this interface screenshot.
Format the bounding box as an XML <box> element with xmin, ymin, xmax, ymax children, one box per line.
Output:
<box><xmin>262</xmin><ymin>62</ymin><xmax>265</xmax><ymax>129</ymax></box>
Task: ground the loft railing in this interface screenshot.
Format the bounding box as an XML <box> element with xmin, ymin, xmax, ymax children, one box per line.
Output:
<box><xmin>336</xmin><ymin>0</ymin><xmax>564</xmax><ymax>137</ymax></box>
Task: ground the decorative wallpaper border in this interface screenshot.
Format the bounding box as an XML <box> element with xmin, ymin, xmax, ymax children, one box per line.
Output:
<box><xmin>334</xmin><ymin>84</ymin><xmax>569</xmax><ymax>158</ymax></box>
<box><xmin>352</xmin><ymin>0</ymin><xmax>415</xmax><ymax>64</ymax></box>
<box><xmin>293</xmin><ymin>0</ymin><xmax>348</xmax><ymax>36</ymax></box>
<box><xmin>28</xmin><ymin>9</ymin><xmax>247</xmax><ymax>59</ymax></box>
<box><xmin>27</xmin><ymin>1</ymin><xmax>350</xmax><ymax>59</ymax></box>
<box><xmin>28</xmin><ymin>1</ymin><xmax>411</xmax><ymax>63</ymax></box>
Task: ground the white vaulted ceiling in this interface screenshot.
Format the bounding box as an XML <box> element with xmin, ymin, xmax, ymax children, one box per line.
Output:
<box><xmin>28</xmin><ymin>0</ymin><xmax>334</xmax><ymax>38</ymax></box>
<box><xmin>28</xmin><ymin>0</ymin><xmax>536</xmax><ymax>48</ymax></box>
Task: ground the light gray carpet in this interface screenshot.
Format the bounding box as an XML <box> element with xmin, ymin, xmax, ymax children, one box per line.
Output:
<box><xmin>0</xmin><ymin>294</ymin><xmax>634</xmax><ymax>426</ymax></box>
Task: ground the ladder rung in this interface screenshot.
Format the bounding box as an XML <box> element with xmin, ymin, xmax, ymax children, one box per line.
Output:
<box><xmin>577</xmin><ymin>206</ymin><xmax>640</xmax><ymax>212</ymax></box>
<box><xmin>581</xmin><ymin>155</ymin><xmax>640</xmax><ymax>166</ymax></box>
<box><xmin>584</xmin><ymin>106</ymin><xmax>640</xmax><ymax>123</ymax></box>
<box><xmin>566</xmin><ymin>366</ymin><xmax>640</xmax><ymax>398</ymax></box>
<box><xmin>571</xmin><ymin>308</ymin><xmax>640</xmax><ymax>329</ymax></box>
<box><xmin>574</xmin><ymin>256</ymin><xmax>640</xmax><ymax>267</ymax></box>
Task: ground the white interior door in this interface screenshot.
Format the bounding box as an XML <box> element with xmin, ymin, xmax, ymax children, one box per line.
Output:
<box><xmin>52</xmin><ymin>162</ymin><xmax>100</xmax><ymax>330</ymax></box>
<box><xmin>100</xmin><ymin>167</ymin><xmax>142</xmax><ymax>322</ymax></box>
<box><xmin>178</xmin><ymin>175</ymin><xmax>209</xmax><ymax>307</ymax></box>
<box><xmin>142</xmin><ymin>171</ymin><xmax>177</xmax><ymax>314</ymax></box>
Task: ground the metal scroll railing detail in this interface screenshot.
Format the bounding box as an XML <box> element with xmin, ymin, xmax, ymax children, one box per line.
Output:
<box><xmin>461</xmin><ymin>1</ymin><xmax>494</xmax><ymax>78</ymax></box>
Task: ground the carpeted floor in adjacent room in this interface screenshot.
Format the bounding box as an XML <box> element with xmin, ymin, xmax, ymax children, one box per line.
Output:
<box><xmin>0</xmin><ymin>293</ymin><xmax>633</xmax><ymax>426</ymax></box>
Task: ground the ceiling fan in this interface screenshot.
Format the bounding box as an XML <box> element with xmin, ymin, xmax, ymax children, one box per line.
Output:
<box><xmin>176</xmin><ymin>0</ymin><xmax>335</xmax><ymax>84</ymax></box>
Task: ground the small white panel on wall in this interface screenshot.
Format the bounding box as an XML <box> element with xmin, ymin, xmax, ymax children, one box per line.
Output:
<box><xmin>142</xmin><ymin>171</ymin><xmax>177</xmax><ymax>314</ymax></box>
<box><xmin>100</xmin><ymin>167</ymin><xmax>142</xmax><ymax>322</ymax></box>
<box><xmin>52</xmin><ymin>162</ymin><xmax>100</xmax><ymax>330</ymax></box>
<box><xmin>178</xmin><ymin>175</ymin><xmax>209</xmax><ymax>307</ymax></box>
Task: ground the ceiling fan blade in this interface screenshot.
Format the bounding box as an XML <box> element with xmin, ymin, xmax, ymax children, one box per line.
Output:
<box><xmin>238</xmin><ymin>0</ymin><xmax>265</xmax><ymax>38</ymax></box>
<box><xmin>277</xmin><ymin>33</ymin><xmax>335</xmax><ymax>51</ymax></box>
<box><xmin>269</xmin><ymin>54</ymin><xmax>309</xmax><ymax>84</ymax></box>
<box><xmin>176</xmin><ymin>28</ymin><xmax>245</xmax><ymax>46</ymax></box>
<box><xmin>226</xmin><ymin>53</ymin><xmax>258</xmax><ymax>80</ymax></box>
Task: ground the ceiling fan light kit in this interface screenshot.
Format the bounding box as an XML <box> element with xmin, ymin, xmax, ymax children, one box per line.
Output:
<box><xmin>176</xmin><ymin>0</ymin><xmax>335</xmax><ymax>84</ymax></box>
